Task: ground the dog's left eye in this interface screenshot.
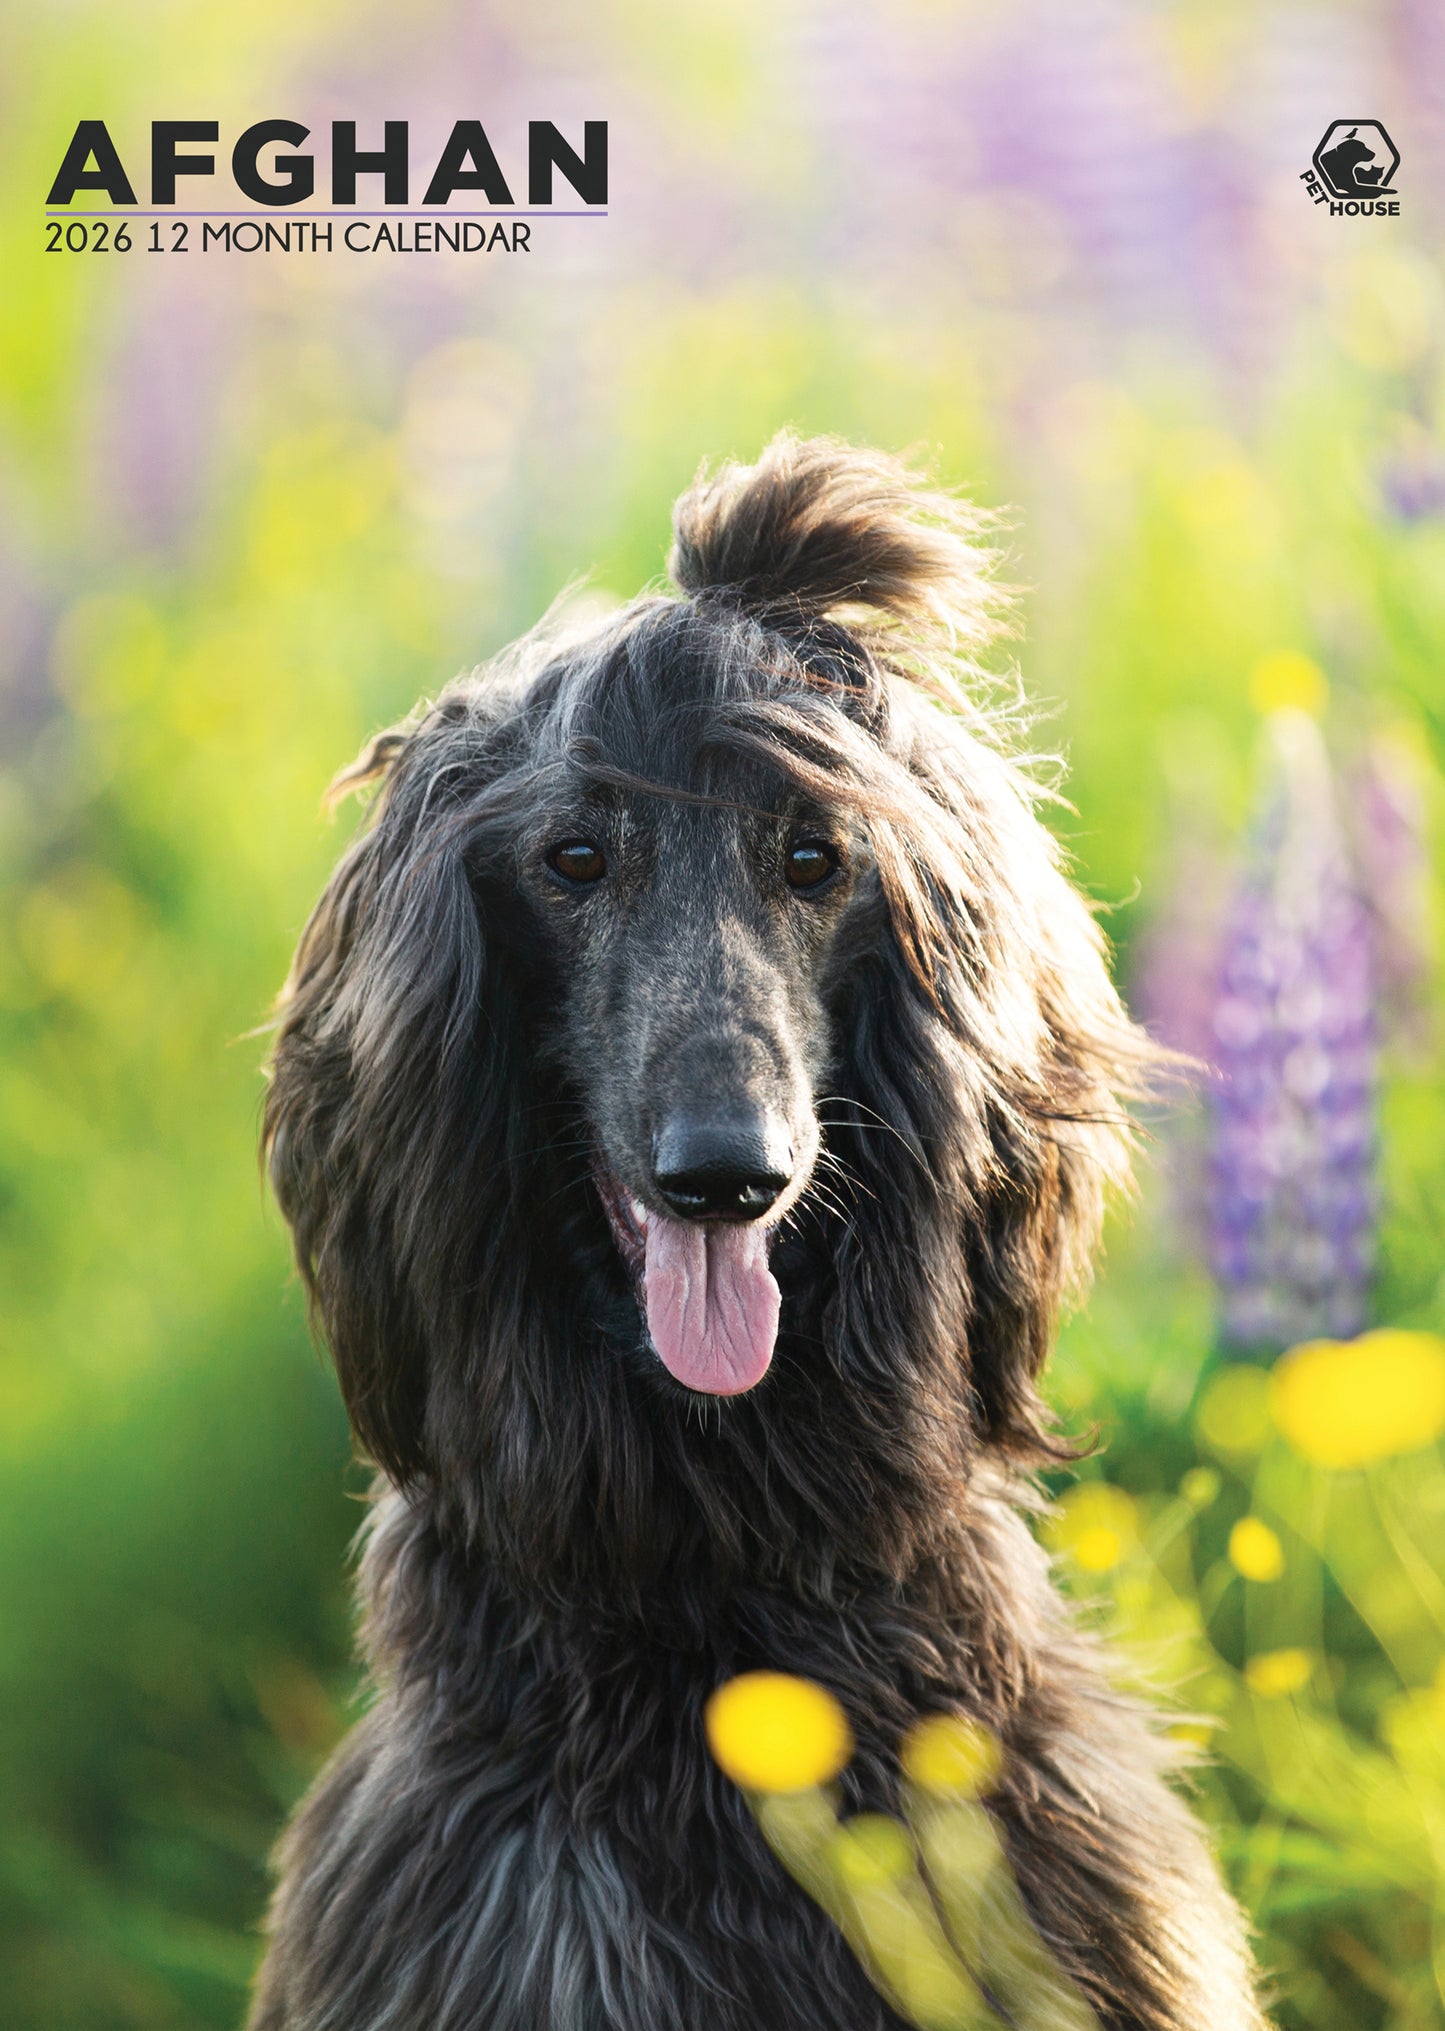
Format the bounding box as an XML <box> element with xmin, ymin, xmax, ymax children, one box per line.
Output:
<box><xmin>546</xmin><ymin>840</ymin><xmax>607</xmax><ymax>885</ymax></box>
<box><xmin>784</xmin><ymin>839</ymin><xmax>840</xmax><ymax>891</ymax></box>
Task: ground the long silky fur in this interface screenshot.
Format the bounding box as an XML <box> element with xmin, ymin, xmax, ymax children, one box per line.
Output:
<box><xmin>251</xmin><ymin>434</ymin><xmax>1267</xmax><ymax>2031</ymax></box>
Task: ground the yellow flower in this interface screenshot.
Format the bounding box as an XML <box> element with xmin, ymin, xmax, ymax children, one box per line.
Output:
<box><xmin>827</xmin><ymin>1813</ymin><xmax>915</xmax><ymax>1887</ymax></box>
<box><xmin>1270</xmin><ymin>1329</ymin><xmax>1445</xmax><ymax>1470</ymax></box>
<box><xmin>1249</xmin><ymin>649</ymin><xmax>1328</xmax><ymax>717</ymax></box>
<box><xmin>705</xmin><ymin>1673</ymin><xmax>853</xmax><ymax>1793</ymax></box>
<box><xmin>1228</xmin><ymin>1516</ymin><xmax>1285</xmax><ymax>1583</ymax></box>
<box><xmin>901</xmin><ymin>1714</ymin><xmax>1003</xmax><ymax>1798</ymax></box>
<box><xmin>1195</xmin><ymin>1365</ymin><xmax>1273</xmax><ymax>1457</ymax></box>
<box><xmin>1050</xmin><ymin>1483</ymin><xmax>1138</xmax><ymax>1574</ymax></box>
<box><xmin>1245</xmin><ymin>1648</ymin><xmax>1313</xmax><ymax>1699</ymax></box>
<box><xmin>1072</xmin><ymin>1526</ymin><xmax>1123</xmax><ymax>1571</ymax></box>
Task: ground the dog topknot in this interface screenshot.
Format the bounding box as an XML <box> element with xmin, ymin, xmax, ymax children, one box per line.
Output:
<box><xmin>668</xmin><ymin>433</ymin><xmax>1008</xmax><ymax>664</ymax></box>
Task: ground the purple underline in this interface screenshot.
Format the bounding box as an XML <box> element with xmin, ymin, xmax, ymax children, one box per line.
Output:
<box><xmin>46</xmin><ymin>209</ymin><xmax>605</xmax><ymax>218</ymax></box>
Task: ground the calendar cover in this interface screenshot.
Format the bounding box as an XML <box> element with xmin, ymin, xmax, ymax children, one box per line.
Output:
<box><xmin>3</xmin><ymin>5</ymin><xmax>1443</xmax><ymax>2028</ymax></box>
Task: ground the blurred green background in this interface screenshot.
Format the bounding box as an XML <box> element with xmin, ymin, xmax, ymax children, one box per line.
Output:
<box><xmin>2</xmin><ymin>1</ymin><xmax>1444</xmax><ymax>2024</ymax></box>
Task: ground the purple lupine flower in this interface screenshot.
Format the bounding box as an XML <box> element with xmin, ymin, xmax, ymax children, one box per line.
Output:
<box><xmin>1209</xmin><ymin>710</ymin><xmax>1377</xmax><ymax>1350</ymax></box>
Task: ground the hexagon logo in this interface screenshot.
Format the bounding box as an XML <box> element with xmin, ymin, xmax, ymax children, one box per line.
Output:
<box><xmin>1312</xmin><ymin>121</ymin><xmax>1400</xmax><ymax>202</ymax></box>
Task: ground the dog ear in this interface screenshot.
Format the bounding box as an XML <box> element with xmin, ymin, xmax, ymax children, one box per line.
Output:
<box><xmin>829</xmin><ymin>714</ymin><xmax>1157</xmax><ymax>1461</ymax></box>
<box><xmin>668</xmin><ymin>432</ymin><xmax>1008</xmax><ymax>685</ymax></box>
<box><xmin>961</xmin><ymin>883</ymin><xmax>1149</xmax><ymax>1458</ymax></box>
<box><xmin>263</xmin><ymin>707</ymin><xmax>511</xmax><ymax>1485</ymax></box>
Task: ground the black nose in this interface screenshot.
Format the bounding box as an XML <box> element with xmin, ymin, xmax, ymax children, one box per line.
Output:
<box><xmin>652</xmin><ymin>1113</ymin><xmax>794</xmax><ymax>1222</ymax></box>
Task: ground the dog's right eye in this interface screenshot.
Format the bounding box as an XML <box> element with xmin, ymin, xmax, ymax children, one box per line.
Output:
<box><xmin>784</xmin><ymin>839</ymin><xmax>840</xmax><ymax>891</ymax></box>
<box><xmin>546</xmin><ymin>840</ymin><xmax>608</xmax><ymax>885</ymax></box>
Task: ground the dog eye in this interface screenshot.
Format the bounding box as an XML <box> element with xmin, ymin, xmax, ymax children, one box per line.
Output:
<box><xmin>546</xmin><ymin>840</ymin><xmax>607</xmax><ymax>885</ymax></box>
<box><xmin>784</xmin><ymin>839</ymin><xmax>840</xmax><ymax>891</ymax></box>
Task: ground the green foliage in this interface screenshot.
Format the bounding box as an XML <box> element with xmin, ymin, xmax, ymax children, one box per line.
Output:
<box><xmin>1044</xmin><ymin>1324</ymin><xmax>1445</xmax><ymax>2031</ymax></box>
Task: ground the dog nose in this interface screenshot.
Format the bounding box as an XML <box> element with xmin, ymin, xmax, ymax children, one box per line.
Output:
<box><xmin>652</xmin><ymin>1112</ymin><xmax>794</xmax><ymax>1221</ymax></box>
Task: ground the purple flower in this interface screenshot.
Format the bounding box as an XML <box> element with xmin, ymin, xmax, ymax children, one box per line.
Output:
<box><xmin>1208</xmin><ymin>712</ymin><xmax>1377</xmax><ymax>1350</ymax></box>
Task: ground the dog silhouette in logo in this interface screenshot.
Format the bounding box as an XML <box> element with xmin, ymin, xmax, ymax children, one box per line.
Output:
<box><xmin>1321</xmin><ymin>127</ymin><xmax>1386</xmax><ymax>195</ymax></box>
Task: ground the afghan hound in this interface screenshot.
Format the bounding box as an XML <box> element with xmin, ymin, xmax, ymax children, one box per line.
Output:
<box><xmin>251</xmin><ymin>435</ymin><xmax>1266</xmax><ymax>2030</ymax></box>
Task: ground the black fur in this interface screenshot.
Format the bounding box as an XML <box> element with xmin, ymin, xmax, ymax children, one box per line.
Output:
<box><xmin>252</xmin><ymin>436</ymin><xmax>1266</xmax><ymax>2030</ymax></box>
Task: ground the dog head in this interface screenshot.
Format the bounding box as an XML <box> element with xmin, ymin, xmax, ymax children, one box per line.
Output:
<box><xmin>264</xmin><ymin>436</ymin><xmax>1155</xmax><ymax>1591</ymax></box>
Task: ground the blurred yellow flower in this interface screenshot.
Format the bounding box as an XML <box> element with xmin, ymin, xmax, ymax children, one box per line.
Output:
<box><xmin>1249</xmin><ymin>649</ymin><xmax>1328</xmax><ymax>718</ymax></box>
<box><xmin>1228</xmin><ymin>1516</ymin><xmax>1285</xmax><ymax>1583</ymax></box>
<box><xmin>1050</xmin><ymin>1483</ymin><xmax>1138</xmax><ymax>1573</ymax></box>
<box><xmin>1072</xmin><ymin>1526</ymin><xmax>1123</xmax><ymax>1571</ymax></box>
<box><xmin>1195</xmin><ymin>1365</ymin><xmax>1273</xmax><ymax>1457</ymax></box>
<box><xmin>705</xmin><ymin>1673</ymin><xmax>853</xmax><ymax>1793</ymax></box>
<box><xmin>901</xmin><ymin>1713</ymin><xmax>1003</xmax><ymax>1798</ymax></box>
<box><xmin>1270</xmin><ymin>1330</ymin><xmax>1445</xmax><ymax>1470</ymax></box>
<box><xmin>1245</xmin><ymin>1649</ymin><xmax>1313</xmax><ymax>1699</ymax></box>
<box><xmin>827</xmin><ymin>1813</ymin><xmax>914</xmax><ymax>1888</ymax></box>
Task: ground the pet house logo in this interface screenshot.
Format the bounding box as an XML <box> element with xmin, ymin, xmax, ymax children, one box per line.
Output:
<box><xmin>1300</xmin><ymin>120</ymin><xmax>1400</xmax><ymax>215</ymax></box>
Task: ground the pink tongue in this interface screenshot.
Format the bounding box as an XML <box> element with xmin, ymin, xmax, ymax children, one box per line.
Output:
<box><xmin>643</xmin><ymin>1214</ymin><xmax>780</xmax><ymax>1395</ymax></box>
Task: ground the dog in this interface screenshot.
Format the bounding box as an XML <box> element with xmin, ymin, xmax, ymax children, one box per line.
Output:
<box><xmin>251</xmin><ymin>436</ymin><xmax>1266</xmax><ymax>2030</ymax></box>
